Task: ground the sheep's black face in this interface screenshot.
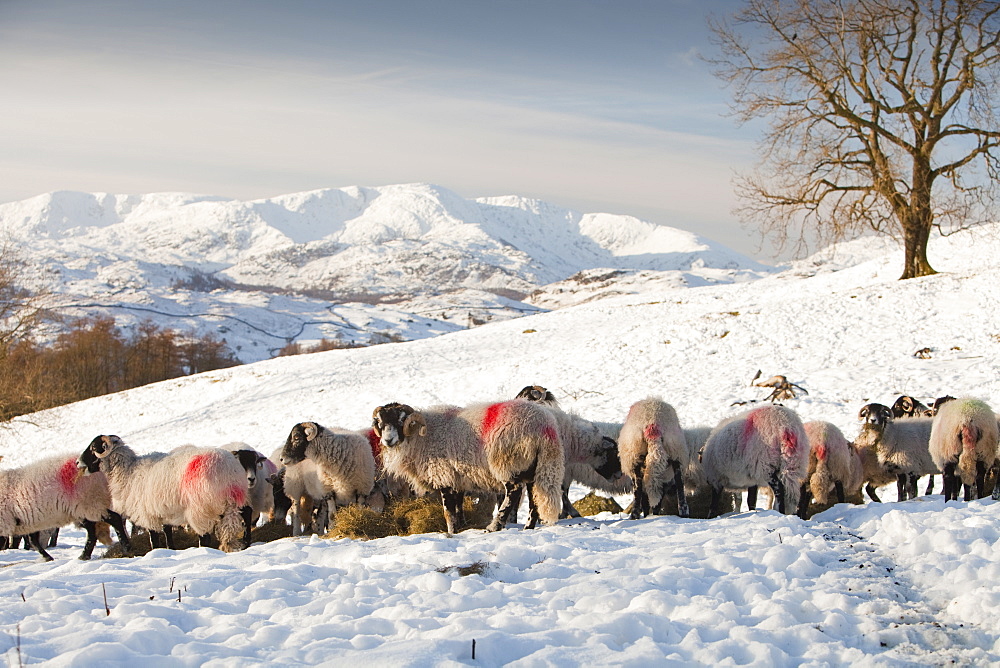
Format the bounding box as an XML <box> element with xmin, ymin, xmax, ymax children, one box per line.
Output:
<box><xmin>595</xmin><ymin>436</ymin><xmax>623</xmax><ymax>481</ymax></box>
<box><xmin>280</xmin><ymin>424</ymin><xmax>309</xmax><ymax>465</ymax></box>
<box><xmin>233</xmin><ymin>449</ymin><xmax>261</xmax><ymax>488</ymax></box>
<box><xmin>373</xmin><ymin>403</ymin><xmax>409</xmax><ymax>448</ymax></box>
<box><xmin>516</xmin><ymin>385</ymin><xmax>557</xmax><ymax>405</ymax></box>
<box><xmin>77</xmin><ymin>435</ymin><xmax>114</xmax><ymax>474</ymax></box>
<box><xmin>891</xmin><ymin>395</ymin><xmax>930</xmax><ymax>419</ymax></box>
<box><xmin>858</xmin><ymin>403</ymin><xmax>891</xmax><ymax>430</ymax></box>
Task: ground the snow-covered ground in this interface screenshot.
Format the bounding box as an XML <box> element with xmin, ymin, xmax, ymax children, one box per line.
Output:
<box><xmin>2</xmin><ymin>221</ymin><xmax>1000</xmax><ymax>665</ymax></box>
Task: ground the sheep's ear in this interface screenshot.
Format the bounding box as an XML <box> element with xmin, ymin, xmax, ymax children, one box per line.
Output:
<box><xmin>403</xmin><ymin>412</ymin><xmax>427</xmax><ymax>437</ymax></box>
<box><xmin>880</xmin><ymin>406</ymin><xmax>893</xmax><ymax>423</ymax></box>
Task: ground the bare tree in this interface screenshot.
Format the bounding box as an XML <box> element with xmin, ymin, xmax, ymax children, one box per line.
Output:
<box><xmin>711</xmin><ymin>0</ymin><xmax>1000</xmax><ymax>279</ymax></box>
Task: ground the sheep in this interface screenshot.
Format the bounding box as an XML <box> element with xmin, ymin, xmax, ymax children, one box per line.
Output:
<box><xmin>229</xmin><ymin>445</ymin><xmax>279</xmax><ymax>543</ymax></box>
<box><xmin>928</xmin><ymin>397</ymin><xmax>1000</xmax><ymax>501</ymax></box>
<box><xmin>855</xmin><ymin>403</ymin><xmax>938</xmax><ymax>501</ymax></box>
<box><xmin>701</xmin><ymin>405</ymin><xmax>809</xmax><ymax>518</ymax></box>
<box><xmin>797</xmin><ymin>421</ymin><xmax>863</xmax><ymax>516</ymax></box>
<box><xmin>891</xmin><ymin>395</ymin><xmax>932</xmax><ymax>419</ymax></box>
<box><xmin>651</xmin><ymin>426</ymin><xmax>740</xmax><ymax>518</ymax></box>
<box><xmin>617</xmin><ymin>397</ymin><xmax>689</xmax><ymax>519</ymax></box>
<box><xmin>0</xmin><ymin>453</ymin><xmax>131</xmax><ymax>561</ymax></box>
<box><xmin>515</xmin><ymin>385</ymin><xmax>626</xmax><ymax>518</ymax></box>
<box><xmin>279</xmin><ymin>422</ymin><xmax>376</xmax><ymax>535</ymax></box>
<box><xmin>77</xmin><ymin>436</ymin><xmax>247</xmax><ymax>552</ymax></box>
<box><xmin>371</xmin><ymin>399</ymin><xmax>564</xmax><ymax>534</ymax></box>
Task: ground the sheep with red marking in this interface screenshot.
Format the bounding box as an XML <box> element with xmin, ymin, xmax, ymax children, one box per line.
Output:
<box><xmin>929</xmin><ymin>397</ymin><xmax>999</xmax><ymax>501</ymax></box>
<box><xmin>701</xmin><ymin>405</ymin><xmax>809</xmax><ymax>517</ymax></box>
<box><xmin>798</xmin><ymin>421</ymin><xmax>862</xmax><ymax>515</ymax></box>
<box><xmin>0</xmin><ymin>453</ymin><xmax>131</xmax><ymax>561</ymax></box>
<box><xmin>77</xmin><ymin>436</ymin><xmax>247</xmax><ymax>552</ymax></box>
<box><xmin>371</xmin><ymin>399</ymin><xmax>564</xmax><ymax>534</ymax></box>
<box><xmin>279</xmin><ymin>422</ymin><xmax>376</xmax><ymax>535</ymax></box>
<box><xmin>515</xmin><ymin>385</ymin><xmax>626</xmax><ymax>517</ymax></box>
<box><xmin>617</xmin><ymin>397</ymin><xmax>689</xmax><ymax>519</ymax></box>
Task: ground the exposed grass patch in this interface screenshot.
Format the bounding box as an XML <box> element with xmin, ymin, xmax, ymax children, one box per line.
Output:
<box><xmin>329</xmin><ymin>495</ymin><xmax>497</xmax><ymax>540</ymax></box>
<box><xmin>572</xmin><ymin>492</ymin><xmax>623</xmax><ymax>516</ymax></box>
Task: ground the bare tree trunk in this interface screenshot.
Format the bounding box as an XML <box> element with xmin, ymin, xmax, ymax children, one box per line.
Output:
<box><xmin>899</xmin><ymin>213</ymin><xmax>936</xmax><ymax>280</ymax></box>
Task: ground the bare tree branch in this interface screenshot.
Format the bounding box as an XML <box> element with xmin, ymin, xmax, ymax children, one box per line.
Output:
<box><xmin>710</xmin><ymin>0</ymin><xmax>1000</xmax><ymax>278</ymax></box>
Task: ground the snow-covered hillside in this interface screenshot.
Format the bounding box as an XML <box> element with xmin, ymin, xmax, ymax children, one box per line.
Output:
<box><xmin>1</xmin><ymin>222</ymin><xmax>999</xmax><ymax>665</ymax></box>
<box><xmin>2</xmin><ymin>184</ymin><xmax>771</xmax><ymax>361</ymax></box>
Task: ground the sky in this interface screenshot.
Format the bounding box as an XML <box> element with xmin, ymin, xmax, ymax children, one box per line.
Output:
<box><xmin>0</xmin><ymin>0</ymin><xmax>769</xmax><ymax>258</ymax></box>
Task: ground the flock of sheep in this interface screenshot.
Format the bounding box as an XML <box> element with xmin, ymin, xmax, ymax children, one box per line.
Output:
<box><xmin>1</xmin><ymin>386</ymin><xmax>997</xmax><ymax>562</ymax></box>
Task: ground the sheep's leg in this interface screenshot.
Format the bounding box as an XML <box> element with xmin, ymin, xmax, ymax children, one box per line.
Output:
<box><xmin>943</xmin><ymin>463</ymin><xmax>958</xmax><ymax>502</ymax></box>
<box><xmin>925</xmin><ymin>475</ymin><xmax>935</xmax><ymax>496</ymax></box>
<box><xmin>671</xmin><ymin>462</ymin><xmax>689</xmax><ymax>518</ymax></box>
<box><xmin>746</xmin><ymin>485</ymin><xmax>758</xmax><ymax>512</ymax></box>
<box><xmin>0</xmin><ymin>536</ymin><xmax>7</xmax><ymax>550</ymax></box>
<box><xmin>26</xmin><ymin>532</ymin><xmax>53</xmax><ymax>562</ymax></box>
<box><xmin>768</xmin><ymin>472</ymin><xmax>786</xmax><ymax>515</ymax></box>
<box><xmin>629</xmin><ymin>464</ymin><xmax>648</xmax><ymax>520</ymax></box>
<box><xmin>976</xmin><ymin>460</ymin><xmax>987</xmax><ymax>500</ymax></box>
<box><xmin>561</xmin><ymin>487</ymin><xmax>581</xmax><ymax>519</ymax></box>
<box><xmin>79</xmin><ymin>520</ymin><xmax>98</xmax><ymax>560</ymax></box>
<box><xmin>524</xmin><ymin>483</ymin><xmax>541</xmax><ymax>530</ymax></box>
<box><xmin>709</xmin><ymin>487</ymin><xmax>724</xmax><ymax>519</ymax></box>
<box><xmin>908</xmin><ymin>473</ymin><xmax>919</xmax><ymax>500</ymax></box>
<box><xmin>896</xmin><ymin>474</ymin><xmax>908</xmax><ymax>502</ymax></box>
<box><xmin>834</xmin><ymin>481</ymin><xmax>846</xmax><ymax>504</ymax></box>
<box><xmin>488</xmin><ymin>484</ymin><xmax>520</xmax><ymax>532</ymax></box>
<box><xmin>163</xmin><ymin>525</ymin><xmax>176</xmax><ymax>550</ymax></box>
<box><xmin>865</xmin><ymin>483</ymin><xmax>882</xmax><ymax>503</ymax></box>
<box><xmin>47</xmin><ymin>529</ymin><xmax>59</xmax><ymax>549</ymax></box>
<box><xmin>241</xmin><ymin>505</ymin><xmax>253</xmax><ymax>546</ymax></box>
<box><xmin>797</xmin><ymin>483</ymin><xmax>811</xmax><ymax>519</ymax></box>
<box><xmin>504</xmin><ymin>485</ymin><xmax>524</xmax><ymax>523</ymax></box>
<box><xmin>441</xmin><ymin>488</ymin><xmax>465</xmax><ymax>534</ymax></box>
<box><xmin>103</xmin><ymin>511</ymin><xmax>131</xmax><ymax>554</ymax></box>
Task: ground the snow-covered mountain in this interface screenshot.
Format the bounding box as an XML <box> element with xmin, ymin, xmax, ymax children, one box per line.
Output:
<box><xmin>3</xmin><ymin>183</ymin><xmax>772</xmax><ymax>360</ymax></box>
<box><xmin>2</xmin><ymin>219</ymin><xmax>1000</xmax><ymax>665</ymax></box>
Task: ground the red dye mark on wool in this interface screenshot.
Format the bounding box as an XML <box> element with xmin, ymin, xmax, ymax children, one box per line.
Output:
<box><xmin>781</xmin><ymin>428</ymin><xmax>799</xmax><ymax>455</ymax></box>
<box><xmin>58</xmin><ymin>459</ymin><xmax>78</xmax><ymax>496</ymax></box>
<box><xmin>643</xmin><ymin>423</ymin><xmax>662</xmax><ymax>443</ymax></box>
<box><xmin>227</xmin><ymin>484</ymin><xmax>247</xmax><ymax>507</ymax></box>
<box><xmin>542</xmin><ymin>425</ymin><xmax>559</xmax><ymax>443</ymax></box>
<box><xmin>366</xmin><ymin>428</ymin><xmax>382</xmax><ymax>465</ymax></box>
<box><xmin>961</xmin><ymin>426</ymin><xmax>978</xmax><ymax>451</ymax></box>
<box><xmin>741</xmin><ymin>408</ymin><xmax>764</xmax><ymax>447</ymax></box>
<box><xmin>181</xmin><ymin>454</ymin><xmax>212</xmax><ymax>493</ymax></box>
<box><xmin>482</xmin><ymin>402</ymin><xmax>507</xmax><ymax>437</ymax></box>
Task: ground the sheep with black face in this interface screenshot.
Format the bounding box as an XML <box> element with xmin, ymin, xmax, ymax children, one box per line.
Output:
<box><xmin>855</xmin><ymin>403</ymin><xmax>938</xmax><ymax>502</ymax></box>
<box><xmin>371</xmin><ymin>400</ymin><xmax>564</xmax><ymax>534</ymax></box>
<box><xmin>0</xmin><ymin>453</ymin><xmax>130</xmax><ymax>561</ymax></box>
<box><xmin>77</xmin><ymin>436</ymin><xmax>247</xmax><ymax>552</ymax></box>
<box><xmin>279</xmin><ymin>422</ymin><xmax>376</xmax><ymax>535</ymax></box>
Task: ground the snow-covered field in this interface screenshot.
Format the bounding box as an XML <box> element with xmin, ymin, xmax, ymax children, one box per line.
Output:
<box><xmin>2</xmin><ymin>222</ymin><xmax>1000</xmax><ymax>665</ymax></box>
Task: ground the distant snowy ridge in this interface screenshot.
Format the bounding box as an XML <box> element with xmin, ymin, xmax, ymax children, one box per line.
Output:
<box><xmin>2</xmin><ymin>183</ymin><xmax>773</xmax><ymax>361</ymax></box>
